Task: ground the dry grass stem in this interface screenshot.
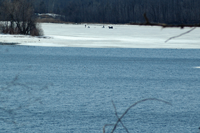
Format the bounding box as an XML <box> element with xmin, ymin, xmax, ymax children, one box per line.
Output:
<box><xmin>110</xmin><ymin>98</ymin><xmax>171</xmax><ymax>133</ymax></box>
<box><xmin>112</xmin><ymin>101</ymin><xmax>129</xmax><ymax>133</ymax></box>
<box><xmin>165</xmin><ymin>27</ymin><xmax>196</xmax><ymax>43</ymax></box>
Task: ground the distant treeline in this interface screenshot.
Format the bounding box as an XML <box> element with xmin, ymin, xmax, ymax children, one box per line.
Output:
<box><xmin>0</xmin><ymin>0</ymin><xmax>200</xmax><ymax>24</ymax></box>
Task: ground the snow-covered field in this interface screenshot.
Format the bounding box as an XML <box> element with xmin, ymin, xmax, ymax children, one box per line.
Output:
<box><xmin>0</xmin><ymin>23</ymin><xmax>200</xmax><ymax>48</ymax></box>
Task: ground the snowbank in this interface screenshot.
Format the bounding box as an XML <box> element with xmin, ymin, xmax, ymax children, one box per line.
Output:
<box><xmin>0</xmin><ymin>23</ymin><xmax>200</xmax><ymax>48</ymax></box>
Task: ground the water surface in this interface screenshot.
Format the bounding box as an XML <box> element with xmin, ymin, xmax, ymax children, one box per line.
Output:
<box><xmin>0</xmin><ymin>46</ymin><xmax>200</xmax><ymax>133</ymax></box>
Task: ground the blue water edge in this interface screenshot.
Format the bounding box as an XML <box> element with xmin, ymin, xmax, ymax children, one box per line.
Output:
<box><xmin>0</xmin><ymin>45</ymin><xmax>200</xmax><ymax>133</ymax></box>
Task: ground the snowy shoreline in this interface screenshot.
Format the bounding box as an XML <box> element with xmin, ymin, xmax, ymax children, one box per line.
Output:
<box><xmin>0</xmin><ymin>23</ymin><xmax>200</xmax><ymax>49</ymax></box>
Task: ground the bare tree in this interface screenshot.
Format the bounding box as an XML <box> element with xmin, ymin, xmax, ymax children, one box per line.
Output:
<box><xmin>0</xmin><ymin>0</ymin><xmax>43</xmax><ymax>36</ymax></box>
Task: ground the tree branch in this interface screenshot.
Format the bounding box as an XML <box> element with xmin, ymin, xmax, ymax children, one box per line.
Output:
<box><xmin>111</xmin><ymin>98</ymin><xmax>171</xmax><ymax>133</ymax></box>
<box><xmin>165</xmin><ymin>27</ymin><xmax>196</xmax><ymax>43</ymax></box>
<box><xmin>112</xmin><ymin>101</ymin><xmax>129</xmax><ymax>133</ymax></box>
<box><xmin>103</xmin><ymin>124</ymin><xmax>114</xmax><ymax>133</ymax></box>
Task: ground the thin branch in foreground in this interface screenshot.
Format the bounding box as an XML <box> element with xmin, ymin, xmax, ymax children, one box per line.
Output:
<box><xmin>111</xmin><ymin>98</ymin><xmax>172</xmax><ymax>133</ymax></box>
<box><xmin>165</xmin><ymin>27</ymin><xmax>196</xmax><ymax>43</ymax></box>
<box><xmin>103</xmin><ymin>124</ymin><xmax>115</xmax><ymax>133</ymax></box>
<box><xmin>0</xmin><ymin>75</ymin><xmax>51</xmax><ymax>127</ymax></box>
<box><xmin>112</xmin><ymin>101</ymin><xmax>129</xmax><ymax>133</ymax></box>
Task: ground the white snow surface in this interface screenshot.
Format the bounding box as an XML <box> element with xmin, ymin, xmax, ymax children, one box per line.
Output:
<box><xmin>1</xmin><ymin>23</ymin><xmax>200</xmax><ymax>48</ymax></box>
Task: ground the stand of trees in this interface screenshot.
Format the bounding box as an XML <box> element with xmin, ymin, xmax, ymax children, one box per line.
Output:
<box><xmin>32</xmin><ymin>0</ymin><xmax>200</xmax><ymax>24</ymax></box>
<box><xmin>0</xmin><ymin>0</ymin><xmax>200</xmax><ymax>24</ymax></box>
<box><xmin>0</xmin><ymin>0</ymin><xmax>43</xmax><ymax>36</ymax></box>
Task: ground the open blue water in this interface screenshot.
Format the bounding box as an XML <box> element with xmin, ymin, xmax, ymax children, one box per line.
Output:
<box><xmin>0</xmin><ymin>45</ymin><xmax>200</xmax><ymax>133</ymax></box>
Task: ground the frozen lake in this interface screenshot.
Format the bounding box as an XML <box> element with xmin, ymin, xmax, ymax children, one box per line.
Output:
<box><xmin>0</xmin><ymin>46</ymin><xmax>200</xmax><ymax>133</ymax></box>
<box><xmin>0</xmin><ymin>23</ymin><xmax>200</xmax><ymax>48</ymax></box>
<box><xmin>0</xmin><ymin>24</ymin><xmax>200</xmax><ymax>132</ymax></box>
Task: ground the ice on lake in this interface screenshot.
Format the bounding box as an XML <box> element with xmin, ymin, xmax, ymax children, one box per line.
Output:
<box><xmin>0</xmin><ymin>23</ymin><xmax>200</xmax><ymax>48</ymax></box>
